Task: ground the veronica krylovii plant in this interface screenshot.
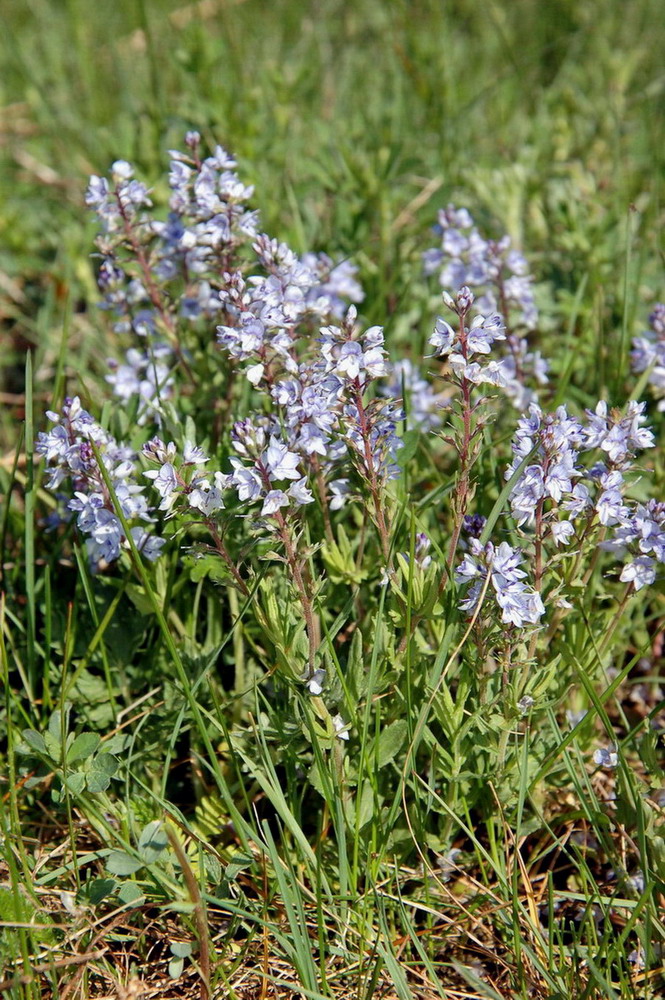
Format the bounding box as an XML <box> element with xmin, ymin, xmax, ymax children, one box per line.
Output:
<box><xmin>72</xmin><ymin>136</ymin><xmax>419</xmax><ymax>707</ymax></box>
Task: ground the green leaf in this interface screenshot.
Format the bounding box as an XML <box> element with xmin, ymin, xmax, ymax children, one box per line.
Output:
<box><xmin>117</xmin><ymin>881</ymin><xmax>144</xmax><ymax>905</ymax></box>
<box><xmin>203</xmin><ymin>852</ymin><xmax>222</xmax><ymax>884</ymax></box>
<box><xmin>170</xmin><ymin>941</ymin><xmax>192</xmax><ymax>959</ymax></box>
<box><xmin>376</xmin><ymin>720</ymin><xmax>408</xmax><ymax>768</ymax></box>
<box><xmin>44</xmin><ymin>732</ymin><xmax>61</xmax><ymax>760</ymax></box>
<box><xmin>396</xmin><ymin>429</ymin><xmax>420</xmax><ymax>467</ymax></box>
<box><xmin>63</xmin><ymin>772</ymin><xmax>86</xmax><ymax>795</ymax></box>
<box><xmin>91</xmin><ymin>753</ymin><xmax>119</xmax><ymax>776</ymax></box>
<box><xmin>67</xmin><ymin>732</ymin><xmax>101</xmax><ymax>763</ymax></box>
<box><xmin>168</xmin><ymin>956</ymin><xmax>185</xmax><ymax>980</ymax></box>
<box><xmin>85</xmin><ymin>878</ymin><xmax>118</xmax><ymax>904</ymax></box>
<box><xmin>183</xmin><ymin>552</ymin><xmax>230</xmax><ymax>584</ymax></box>
<box><xmin>48</xmin><ymin>707</ymin><xmax>69</xmax><ymax>746</ymax></box>
<box><xmin>102</xmin><ymin>734</ymin><xmax>129</xmax><ymax>756</ymax></box>
<box><xmin>71</xmin><ymin>670</ymin><xmax>116</xmax><ymax>728</ymax></box>
<box><xmin>225</xmin><ymin>854</ymin><xmax>254</xmax><ymax>881</ymax></box>
<box><xmin>307</xmin><ymin>762</ymin><xmax>326</xmax><ymax>798</ymax></box>
<box><xmin>138</xmin><ymin>820</ymin><xmax>169</xmax><ymax>863</ymax></box>
<box><xmin>21</xmin><ymin>729</ymin><xmax>47</xmax><ymax>755</ymax></box>
<box><xmin>106</xmin><ymin>851</ymin><xmax>144</xmax><ymax>876</ymax></box>
<box><xmin>125</xmin><ymin>584</ymin><xmax>154</xmax><ymax>615</ymax></box>
<box><xmin>86</xmin><ymin>770</ymin><xmax>112</xmax><ymax>793</ymax></box>
<box><xmin>355</xmin><ymin>781</ymin><xmax>375</xmax><ymax>830</ymax></box>
<box><xmin>321</xmin><ymin>525</ymin><xmax>366</xmax><ymax>585</ymax></box>
<box><xmin>347</xmin><ymin>628</ymin><xmax>366</xmax><ymax>701</ymax></box>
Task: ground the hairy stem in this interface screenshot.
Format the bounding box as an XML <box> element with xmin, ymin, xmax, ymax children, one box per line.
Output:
<box><xmin>352</xmin><ymin>385</ymin><xmax>391</xmax><ymax>565</ymax></box>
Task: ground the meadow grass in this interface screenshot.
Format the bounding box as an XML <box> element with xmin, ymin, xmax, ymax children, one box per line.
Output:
<box><xmin>1</xmin><ymin>1</ymin><xmax>665</xmax><ymax>998</ymax></box>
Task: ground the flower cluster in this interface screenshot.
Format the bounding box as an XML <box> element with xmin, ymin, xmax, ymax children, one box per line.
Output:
<box><xmin>423</xmin><ymin>205</ymin><xmax>538</xmax><ymax>329</ymax></box>
<box><xmin>429</xmin><ymin>285</ymin><xmax>509</xmax><ymax>389</ymax></box>
<box><xmin>456</xmin><ymin>539</ymin><xmax>545</xmax><ymax>629</ymax></box>
<box><xmin>505</xmin><ymin>400</ymin><xmax>655</xmax><ymax>549</ymax></box>
<box><xmin>506</xmin><ymin>404</ymin><xmax>585</xmax><ymax>541</ymax></box>
<box><xmin>87</xmin><ymin>134</ymin><xmax>365</xmax><ymax>419</ymax></box>
<box><xmin>36</xmin><ymin>397</ymin><xmax>164</xmax><ymax>567</ymax></box>
<box><xmin>604</xmin><ymin>500</ymin><xmax>665</xmax><ymax>591</ymax></box>
<box><xmin>86</xmin><ymin>159</ymin><xmax>152</xmax><ymax>236</ymax></box>
<box><xmin>227</xmin><ymin>419</ymin><xmax>313</xmax><ymax>518</ymax></box>
<box><xmin>140</xmin><ymin>436</ymin><xmax>225</xmax><ymax>517</ymax></box>
<box><xmin>84</xmin><ymin>140</ymin><xmax>451</xmax><ymax>543</ymax></box>
<box><xmin>43</xmin><ymin>136</ymin><xmax>665</xmax><ymax>657</ymax></box>
<box><xmin>105</xmin><ymin>343</ymin><xmax>174</xmax><ymax>425</ymax></box>
<box><xmin>216</xmin><ymin>237</ymin><xmax>364</xmax><ymax>380</ymax></box>
<box><xmin>424</xmin><ymin>206</ymin><xmax>548</xmax><ymax>407</ymax></box>
<box><xmin>218</xmin><ymin>304</ymin><xmax>406</xmax><ymax>519</ymax></box>
<box><xmin>631</xmin><ymin>304</ymin><xmax>665</xmax><ymax>407</ymax></box>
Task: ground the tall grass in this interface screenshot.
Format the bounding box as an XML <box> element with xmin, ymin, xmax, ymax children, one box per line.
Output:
<box><xmin>1</xmin><ymin>2</ymin><xmax>664</xmax><ymax>998</ymax></box>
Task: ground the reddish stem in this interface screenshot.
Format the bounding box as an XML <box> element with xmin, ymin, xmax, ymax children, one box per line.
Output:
<box><xmin>352</xmin><ymin>384</ymin><xmax>391</xmax><ymax>565</ymax></box>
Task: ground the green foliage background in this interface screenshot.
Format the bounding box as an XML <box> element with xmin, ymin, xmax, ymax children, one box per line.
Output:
<box><xmin>1</xmin><ymin>2</ymin><xmax>664</xmax><ymax>998</ymax></box>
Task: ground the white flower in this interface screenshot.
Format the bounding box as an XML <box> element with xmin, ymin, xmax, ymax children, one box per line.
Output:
<box><xmin>332</xmin><ymin>714</ymin><xmax>349</xmax><ymax>741</ymax></box>
<box><xmin>620</xmin><ymin>556</ymin><xmax>656</xmax><ymax>591</ymax></box>
<box><xmin>261</xmin><ymin>490</ymin><xmax>289</xmax><ymax>516</ymax></box>
<box><xmin>305</xmin><ymin>668</ymin><xmax>326</xmax><ymax>695</ymax></box>
<box><xmin>183</xmin><ymin>440</ymin><xmax>208</xmax><ymax>465</ymax></box>
<box><xmin>593</xmin><ymin>746</ymin><xmax>618</xmax><ymax>769</ymax></box>
<box><xmin>264</xmin><ymin>438</ymin><xmax>301</xmax><ymax>480</ymax></box>
<box><xmin>288</xmin><ymin>478</ymin><xmax>314</xmax><ymax>505</ymax></box>
<box><xmin>246</xmin><ymin>363</ymin><xmax>264</xmax><ymax>386</ymax></box>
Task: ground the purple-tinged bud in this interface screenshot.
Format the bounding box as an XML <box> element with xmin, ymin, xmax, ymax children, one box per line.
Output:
<box><xmin>462</xmin><ymin>514</ymin><xmax>486</xmax><ymax>538</ymax></box>
<box><xmin>456</xmin><ymin>285</ymin><xmax>475</xmax><ymax>316</ymax></box>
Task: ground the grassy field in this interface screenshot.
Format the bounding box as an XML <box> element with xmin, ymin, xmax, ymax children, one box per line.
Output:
<box><xmin>1</xmin><ymin>1</ymin><xmax>665</xmax><ymax>998</ymax></box>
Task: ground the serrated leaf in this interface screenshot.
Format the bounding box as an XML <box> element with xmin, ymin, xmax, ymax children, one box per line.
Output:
<box><xmin>138</xmin><ymin>820</ymin><xmax>169</xmax><ymax>863</ymax></box>
<box><xmin>259</xmin><ymin>550</ymin><xmax>287</xmax><ymax>563</ymax></box>
<box><xmin>21</xmin><ymin>730</ymin><xmax>47</xmax><ymax>755</ymax></box>
<box><xmin>376</xmin><ymin>720</ymin><xmax>408</xmax><ymax>768</ymax></box>
<box><xmin>321</xmin><ymin>525</ymin><xmax>366</xmax><ymax>585</ymax></box>
<box><xmin>184</xmin><ymin>553</ymin><xmax>230</xmax><ymax>584</ymax></box>
<box><xmin>67</xmin><ymin>732</ymin><xmax>100</xmax><ymax>763</ymax></box>
<box><xmin>106</xmin><ymin>851</ymin><xmax>144</xmax><ymax>876</ymax></box>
